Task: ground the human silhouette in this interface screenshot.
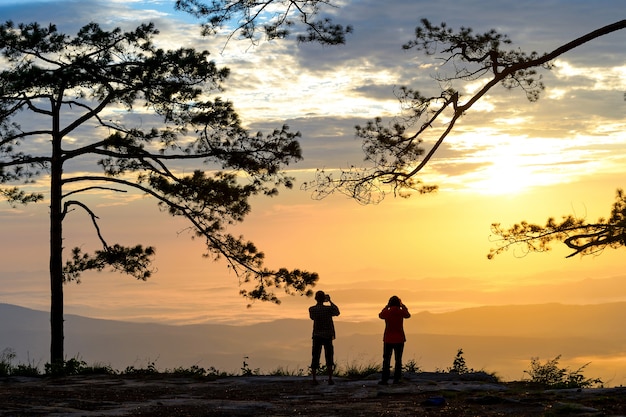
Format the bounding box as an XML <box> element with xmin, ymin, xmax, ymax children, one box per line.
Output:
<box><xmin>378</xmin><ymin>295</ymin><xmax>411</xmax><ymax>384</ymax></box>
<box><xmin>309</xmin><ymin>290</ymin><xmax>340</xmax><ymax>385</ymax></box>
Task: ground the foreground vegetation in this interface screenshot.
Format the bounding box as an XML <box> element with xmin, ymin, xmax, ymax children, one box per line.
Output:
<box><xmin>0</xmin><ymin>347</ymin><xmax>603</xmax><ymax>389</ymax></box>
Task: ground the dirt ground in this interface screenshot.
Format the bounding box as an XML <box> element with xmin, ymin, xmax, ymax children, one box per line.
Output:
<box><xmin>2</xmin><ymin>372</ymin><xmax>626</xmax><ymax>416</ymax></box>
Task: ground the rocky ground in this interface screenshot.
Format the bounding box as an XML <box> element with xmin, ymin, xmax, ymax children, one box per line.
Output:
<box><xmin>2</xmin><ymin>372</ymin><xmax>626</xmax><ymax>416</ymax></box>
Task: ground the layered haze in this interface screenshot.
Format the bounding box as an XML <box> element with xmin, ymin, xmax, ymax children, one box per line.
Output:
<box><xmin>4</xmin><ymin>302</ymin><xmax>626</xmax><ymax>386</ymax></box>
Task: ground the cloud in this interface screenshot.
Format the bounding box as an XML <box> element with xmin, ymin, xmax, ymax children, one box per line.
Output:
<box><xmin>2</xmin><ymin>0</ymin><xmax>623</xmax><ymax>197</ymax></box>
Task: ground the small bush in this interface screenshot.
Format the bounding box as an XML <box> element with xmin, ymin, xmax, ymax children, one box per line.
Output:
<box><xmin>206</xmin><ymin>366</ymin><xmax>231</xmax><ymax>378</ymax></box>
<box><xmin>268</xmin><ymin>366</ymin><xmax>306</xmax><ymax>377</ymax></box>
<box><xmin>45</xmin><ymin>356</ymin><xmax>90</xmax><ymax>376</ymax></box>
<box><xmin>448</xmin><ymin>348</ymin><xmax>473</xmax><ymax>374</ymax></box>
<box><xmin>341</xmin><ymin>361</ymin><xmax>380</xmax><ymax>379</ymax></box>
<box><xmin>13</xmin><ymin>363</ymin><xmax>41</xmax><ymax>377</ymax></box>
<box><xmin>403</xmin><ymin>358</ymin><xmax>421</xmax><ymax>373</ymax></box>
<box><xmin>168</xmin><ymin>365</ymin><xmax>207</xmax><ymax>377</ymax></box>
<box><xmin>0</xmin><ymin>348</ymin><xmax>16</xmax><ymax>376</ymax></box>
<box><xmin>313</xmin><ymin>362</ymin><xmax>338</xmax><ymax>377</ymax></box>
<box><xmin>79</xmin><ymin>363</ymin><xmax>116</xmax><ymax>375</ymax></box>
<box><xmin>240</xmin><ymin>357</ymin><xmax>260</xmax><ymax>376</ymax></box>
<box><xmin>123</xmin><ymin>360</ymin><xmax>159</xmax><ymax>375</ymax></box>
<box><xmin>0</xmin><ymin>349</ymin><xmax>42</xmax><ymax>376</ymax></box>
<box><xmin>524</xmin><ymin>355</ymin><xmax>603</xmax><ymax>389</ymax></box>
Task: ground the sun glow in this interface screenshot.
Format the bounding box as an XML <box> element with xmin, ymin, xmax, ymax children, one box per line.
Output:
<box><xmin>441</xmin><ymin>133</ymin><xmax>577</xmax><ymax>195</ymax></box>
<box><xmin>472</xmin><ymin>163</ymin><xmax>532</xmax><ymax>195</ymax></box>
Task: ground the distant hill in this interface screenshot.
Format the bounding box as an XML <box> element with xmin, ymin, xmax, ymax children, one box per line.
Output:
<box><xmin>2</xmin><ymin>302</ymin><xmax>626</xmax><ymax>384</ymax></box>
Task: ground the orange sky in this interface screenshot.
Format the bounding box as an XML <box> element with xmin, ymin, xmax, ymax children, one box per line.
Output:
<box><xmin>4</xmin><ymin>170</ymin><xmax>626</xmax><ymax>325</ymax></box>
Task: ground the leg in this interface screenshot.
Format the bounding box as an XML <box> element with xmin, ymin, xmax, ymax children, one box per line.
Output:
<box><xmin>393</xmin><ymin>343</ymin><xmax>405</xmax><ymax>383</ymax></box>
<box><xmin>311</xmin><ymin>337</ymin><xmax>323</xmax><ymax>384</ymax></box>
<box><xmin>380</xmin><ymin>343</ymin><xmax>393</xmax><ymax>384</ymax></box>
<box><xmin>323</xmin><ymin>339</ymin><xmax>335</xmax><ymax>384</ymax></box>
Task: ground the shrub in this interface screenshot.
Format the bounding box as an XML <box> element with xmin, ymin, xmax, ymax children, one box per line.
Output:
<box><xmin>0</xmin><ymin>348</ymin><xmax>16</xmax><ymax>376</ymax></box>
<box><xmin>206</xmin><ymin>366</ymin><xmax>231</xmax><ymax>378</ymax></box>
<box><xmin>79</xmin><ymin>363</ymin><xmax>116</xmax><ymax>375</ymax></box>
<box><xmin>403</xmin><ymin>358</ymin><xmax>422</xmax><ymax>373</ymax></box>
<box><xmin>123</xmin><ymin>360</ymin><xmax>159</xmax><ymax>375</ymax></box>
<box><xmin>240</xmin><ymin>357</ymin><xmax>260</xmax><ymax>376</ymax></box>
<box><xmin>13</xmin><ymin>363</ymin><xmax>41</xmax><ymax>377</ymax></box>
<box><xmin>45</xmin><ymin>356</ymin><xmax>90</xmax><ymax>376</ymax></box>
<box><xmin>313</xmin><ymin>362</ymin><xmax>338</xmax><ymax>377</ymax></box>
<box><xmin>341</xmin><ymin>361</ymin><xmax>380</xmax><ymax>379</ymax></box>
<box><xmin>0</xmin><ymin>349</ymin><xmax>42</xmax><ymax>376</ymax></box>
<box><xmin>268</xmin><ymin>366</ymin><xmax>306</xmax><ymax>377</ymax></box>
<box><xmin>168</xmin><ymin>365</ymin><xmax>207</xmax><ymax>377</ymax></box>
<box><xmin>448</xmin><ymin>348</ymin><xmax>473</xmax><ymax>374</ymax></box>
<box><xmin>524</xmin><ymin>355</ymin><xmax>603</xmax><ymax>388</ymax></box>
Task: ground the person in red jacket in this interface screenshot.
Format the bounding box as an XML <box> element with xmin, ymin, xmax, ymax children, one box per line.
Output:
<box><xmin>378</xmin><ymin>295</ymin><xmax>411</xmax><ymax>384</ymax></box>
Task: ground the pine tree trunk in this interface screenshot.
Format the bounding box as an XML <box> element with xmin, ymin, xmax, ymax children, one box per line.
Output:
<box><xmin>49</xmin><ymin>117</ymin><xmax>64</xmax><ymax>365</ymax></box>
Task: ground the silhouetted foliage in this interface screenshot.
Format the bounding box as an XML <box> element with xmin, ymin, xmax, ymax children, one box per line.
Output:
<box><xmin>0</xmin><ymin>348</ymin><xmax>15</xmax><ymax>376</ymax></box>
<box><xmin>0</xmin><ymin>348</ymin><xmax>41</xmax><ymax>377</ymax></box>
<box><xmin>524</xmin><ymin>355</ymin><xmax>602</xmax><ymax>389</ymax></box>
<box><xmin>449</xmin><ymin>348</ymin><xmax>473</xmax><ymax>374</ymax></box>
<box><xmin>489</xmin><ymin>189</ymin><xmax>626</xmax><ymax>259</ymax></box>
<box><xmin>304</xmin><ymin>19</ymin><xmax>626</xmax><ymax>204</ymax></box>
<box><xmin>45</xmin><ymin>357</ymin><xmax>90</xmax><ymax>377</ymax></box>
<box><xmin>175</xmin><ymin>0</ymin><xmax>352</xmax><ymax>45</ymax></box>
<box><xmin>0</xmin><ymin>21</ymin><xmax>318</xmax><ymax>365</ymax></box>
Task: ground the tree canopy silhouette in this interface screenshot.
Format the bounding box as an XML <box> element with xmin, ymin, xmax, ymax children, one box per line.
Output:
<box><xmin>304</xmin><ymin>19</ymin><xmax>626</xmax><ymax>204</ymax></box>
<box><xmin>0</xmin><ymin>21</ymin><xmax>318</xmax><ymax>366</ymax></box>
<box><xmin>175</xmin><ymin>0</ymin><xmax>352</xmax><ymax>45</ymax></box>
<box><xmin>489</xmin><ymin>189</ymin><xmax>626</xmax><ymax>259</ymax></box>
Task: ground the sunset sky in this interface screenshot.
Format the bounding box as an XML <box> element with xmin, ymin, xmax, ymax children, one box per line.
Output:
<box><xmin>0</xmin><ymin>0</ymin><xmax>625</xmax><ymax>329</ymax></box>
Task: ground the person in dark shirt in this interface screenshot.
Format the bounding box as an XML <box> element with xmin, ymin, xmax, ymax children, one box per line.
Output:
<box><xmin>378</xmin><ymin>295</ymin><xmax>411</xmax><ymax>384</ymax></box>
<box><xmin>309</xmin><ymin>290</ymin><xmax>340</xmax><ymax>385</ymax></box>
